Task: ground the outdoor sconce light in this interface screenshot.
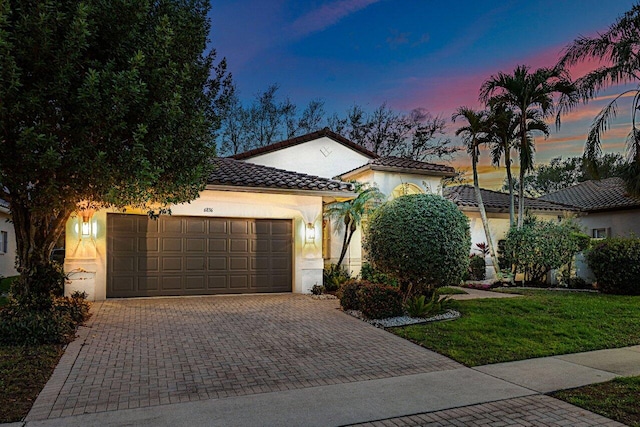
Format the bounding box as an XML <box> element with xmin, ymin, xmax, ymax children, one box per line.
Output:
<box><xmin>79</xmin><ymin>207</ymin><xmax>95</xmax><ymax>238</ymax></box>
<box><xmin>305</xmin><ymin>222</ymin><xmax>316</xmax><ymax>243</ymax></box>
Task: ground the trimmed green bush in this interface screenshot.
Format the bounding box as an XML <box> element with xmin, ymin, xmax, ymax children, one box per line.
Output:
<box><xmin>323</xmin><ymin>264</ymin><xmax>351</xmax><ymax>292</ymax></box>
<box><xmin>364</xmin><ymin>194</ymin><xmax>470</xmax><ymax>297</ymax></box>
<box><xmin>338</xmin><ymin>279</ymin><xmax>368</xmax><ymax>310</ymax></box>
<box><xmin>360</xmin><ymin>262</ymin><xmax>398</xmax><ymax>287</ymax></box>
<box><xmin>504</xmin><ymin>218</ymin><xmax>590</xmax><ymax>284</ymax></box>
<box><xmin>587</xmin><ymin>238</ymin><xmax>640</xmax><ymax>295</ymax></box>
<box><xmin>357</xmin><ymin>283</ymin><xmax>403</xmax><ymax>319</ymax></box>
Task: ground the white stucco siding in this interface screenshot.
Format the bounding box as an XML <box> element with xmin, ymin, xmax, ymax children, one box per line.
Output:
<box><xmin>575</xmin><ymin>209</ymin><xmax>640</xmax><ymax>238</ymax></box>
<box><xmin>64</xmin><ymin>190</ymin><xmax>325</xmax><ymax>300</ymax></box>
<box><xmin>244</xmin><ymin>137</ymin><xmax>371</xmax><ymax>179</ymax></box>
<box><xmin>0</xmin><ymin>211</ymin><xmax>18</xmax><ymax>278</ymax></box>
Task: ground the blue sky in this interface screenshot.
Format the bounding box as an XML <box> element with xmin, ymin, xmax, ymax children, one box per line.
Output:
<box><xmin>211</xmin><ymin>0</ymin><xmax>636</xmax><ymax>187</ymax></box>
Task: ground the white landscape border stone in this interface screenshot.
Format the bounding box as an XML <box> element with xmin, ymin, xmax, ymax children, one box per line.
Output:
<box><xmin>344</xmin><ymin>309</ymin><xmax>460</xmax><ymax>328</ymax></box>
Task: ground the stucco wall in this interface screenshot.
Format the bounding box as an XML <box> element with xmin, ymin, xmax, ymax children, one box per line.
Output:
<box><xmin>0</xmin><ymin>211</ymin><xmax>17</xmax><ymax>278</ymax></box>
<box><xmin>64</xmin><ymin>190</ymin><xmax>325</xmax><ymax>300</ymax></box>
<box><xmin>244</xmin><ymin>136</ymin><xmax>371</xmax><ymax>179</ymax></box>
<box><xmin>575</xmin><ymin>209</ymin><xmax>640</xmax><ymax>238</ymax></box>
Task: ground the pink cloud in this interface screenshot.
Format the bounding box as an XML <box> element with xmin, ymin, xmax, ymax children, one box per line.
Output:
<box><xmin>290</xmin><ymin>0</ymin><xmax>381</xmax><ymax>38</ymax></box>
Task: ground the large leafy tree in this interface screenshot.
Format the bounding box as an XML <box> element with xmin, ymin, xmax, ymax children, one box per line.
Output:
<box><xmin>324</xmin><ymin>183</ymin><xmax>383</xmax><ymax>268</ymax></box>
<box><xmin>452</xmin><ymin>107</ymin><xmax>500</xmax><ymax>277</ymax></box>
<box><xmin>480</xmin><ymin>65</ymin><xmax>576</xmax><ymax>227</ymax></box>
<box><xmin>0</xmin><ymin>0</ymin><xmax>231</xmax><ymax>301</ymax></box>
<box><xmin>559</xmin><ymin>3</ymin><xmax>640</xmax><ymax>196</ymax></box>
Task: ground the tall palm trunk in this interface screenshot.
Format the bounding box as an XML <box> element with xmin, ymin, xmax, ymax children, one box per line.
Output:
<box><xmin>517</xmin><ymin>115</ymin><xmax>527</xmax><ymax>228</ymax></box>
<box><xmin>505</xmin><ymin>149</ymin><xmax>515</xmax><ymax>227</ymax></box>
<box><xmin>472</xmin><ymin>143</ymin><xmax>501</xmax><ymax>277</ymax></box>
<box><xmin>336</xmin><ymin>218</ymin><xmax>352</xmax><ymax>267</ymax></box>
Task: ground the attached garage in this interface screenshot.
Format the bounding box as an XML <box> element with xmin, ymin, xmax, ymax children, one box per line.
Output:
<box><xmin>107</xmin><ymin>214</ymin><xmax>293</xmax><ymax>297</ymax></box>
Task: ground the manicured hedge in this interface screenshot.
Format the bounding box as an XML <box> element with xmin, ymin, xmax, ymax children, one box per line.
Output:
<box><xmin>587</xmin><ymin>238</ymin><xmax>640</xmax><ymax>295</ymax></box>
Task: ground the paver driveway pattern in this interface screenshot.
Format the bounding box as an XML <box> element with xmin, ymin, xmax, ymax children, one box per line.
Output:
<box><xmin>30</xmin><ymin>294</ymin><xmax>461</xmax><ymax>420</ymax></box>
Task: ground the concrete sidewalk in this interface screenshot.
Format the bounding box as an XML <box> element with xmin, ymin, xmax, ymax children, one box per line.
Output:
<box><xmin>10</xmin><ymin>345</ymin><xmax>639</xmax><ymax>426</ymax></box>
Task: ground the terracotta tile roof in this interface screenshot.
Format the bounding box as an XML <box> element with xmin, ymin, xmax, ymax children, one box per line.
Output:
<box><xmin>340</xmin><ymin>156</ymin><xmax>456</xmax><ymax>178</ymax></box>
<box><xmin>444</xmin><ymin>185</ymin><xmax>575</xmax><ymax>213</ymax></box>
<box><xmin>208</xmin><ymin>158</ymin><xmax>355</xmax><ymax>193</ymax></box>
<box><xmin>230</xmin><ymin>128</ymin><xmax>378</xmax><ymax>160</ymax></box>
<box><xmin>539</xmin><ymin>177</ymin><xmax>640</xmax><ymax>212</ymax></box>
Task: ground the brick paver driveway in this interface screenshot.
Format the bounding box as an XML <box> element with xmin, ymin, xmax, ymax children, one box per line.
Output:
<box><xmin>32</xmin><ymin>294</ymin><xmax>461</xmax><ymax>419</ymax></box>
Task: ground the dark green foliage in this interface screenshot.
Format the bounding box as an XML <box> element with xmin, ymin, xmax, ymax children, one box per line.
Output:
<box><xmin>337</xmin><ymin>279</ymin><xmax>367</xmax><ymax>311</ymax></box>
<box><xmin>504</xmin><ymin>218</ymin><xmax>590</xmax><ymax>284</ymax></box>
<box><xmin>468</xmin><ymin>255</ymin><xmax>486</xmax><ymax>281</ymax></box>
<box><xmin>0</xmin><ymin>293</ymin><xmax>91</xmax><ymax>345</ymax></box>
<box><xmin>9</xmin><ymin>264</ymin><xmax>66</xmax><ymax>310</ymax></box>
<box><xmin>587</xmin><ymin>238</ymin><xmax>640</xmax><ymax>295</ymax></box>
<box><xmin>310</xmin><ymin>284</ymin><xmax>325</xmax><ymax>296</ymax></box>
<box><xmin>364</xmin><ymin>194</ymin><xmax>470</xmax><ymax>297</ymax></box>
<box><xmin>323</xmin><ymin>264</ymin><xmax>351</xmax><ymax>292</ymax></box>
<box><xmin>0</xmin><ymin>0</ymin><xmax>231</xmax><ymax>302</ymax></box>
<box><xmin>357</xmin><ymin>284</ymin><xmax>403</xmax><ymax>319</ymax></box>
<box><xmin>359</xmin><ymin>262</ymin><xmax>398</xmax><ymax>287</ymax></box>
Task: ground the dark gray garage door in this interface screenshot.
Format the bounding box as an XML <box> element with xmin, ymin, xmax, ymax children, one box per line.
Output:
<box><xmin>107</xmin><ymin>214</ymin><xmax>293</xmax><ymax>298</ymax></box>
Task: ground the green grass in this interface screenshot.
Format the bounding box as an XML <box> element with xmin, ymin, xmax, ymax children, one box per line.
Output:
<box><xmin>0</xmin><ymin>345</ymin><xmax>64</xmax><ymax>422</ymax></box>
<box><xmin>552</xmin><ymin>376</ymin><xmax>640</xmax><ymax>426</ymax></box>
<box><xmin>436</xmin><ymin>286</ymin><xmax>467</xmax><ymax>295</ymax></box>
<box><xmin>392</xmin><ymin>289</ymin><xmax>640</xmax><ymax>366</ymax></box>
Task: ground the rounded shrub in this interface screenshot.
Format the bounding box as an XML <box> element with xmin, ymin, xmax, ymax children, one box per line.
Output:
<box><xmin>468</xmin><ymin>255</ymin><xmax>486</xmax><ymax>281</ymax></box>
<box><xmin>587</xmin><ymin>237</ymin><xmax>640</xmax><ymax>295</ymax></box>
<box><xmin>357</xmin><ymin>284</ymin><xmax>403</xmax><ymax>319</ymax></box>
<box><xmin>364</xmin><ymin>194</ymin><xmax>470</xmax><ymax>295</ymax></box>
<box><xmin>337</xmin><ymin>279</ymin><xmax>369</xmax><ymax>310</ymax></box>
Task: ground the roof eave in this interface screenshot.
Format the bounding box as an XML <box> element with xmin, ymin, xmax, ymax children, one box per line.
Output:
<box><xmin>205</xmin><ymin>184</ymin><xmax>357</xmax><ymax>198</ymax></box>
<box><xmin>341</xmin><ymin>164</ymin><xmax>456</xmax><ymax>180</ymax></box>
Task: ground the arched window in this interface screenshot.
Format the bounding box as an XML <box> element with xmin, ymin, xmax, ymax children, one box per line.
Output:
<box><xmin>390</xmin><ymin>183</ymin><xmax>424</xmax><ymax>199</ymax></box>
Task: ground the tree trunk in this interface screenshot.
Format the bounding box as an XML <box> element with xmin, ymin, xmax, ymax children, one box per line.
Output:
<box><xmin>472</xmin><ymin>148</ymin><xmax>501</xmax><ymax>278</ymax></box>
<box><xmin>517</xmin><ymin>115</ymin><xmax>527</xmax><ymax>229</ymax></box>
<box><xmin>9</xmin><ymin>200</ymin><xmax>72</xmax><ymax>304</ymax></box>
<box><xmin>336</xmin><ymin>218</ymin><xmax>353</xmax><ymax>267</ymax></box>
<box><xmin>505</xmin><ymin>149</ymin><xmax>515</xmax><ymax>228</ymax></box>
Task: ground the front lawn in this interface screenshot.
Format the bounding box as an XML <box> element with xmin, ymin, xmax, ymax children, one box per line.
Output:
<box><xmin>0</xmin><ymin>345</ymin><xmax>64</xmax><ymax>423</ymax></box>
<box><xmin>392</xmin><ymin>289</ymin><xmax>640</xmax><ymax>366</ymax></box>
<box><xmin>552</xmin><ymin>376</ymin><xmax>640</xmax><ymax>426</ymax></box>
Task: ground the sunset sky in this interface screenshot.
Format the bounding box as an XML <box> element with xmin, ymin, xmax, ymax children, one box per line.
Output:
<box><xmin>212</xmin><ymin>0</ymin><xmax>636</xmax><ymax>188</ymax></box>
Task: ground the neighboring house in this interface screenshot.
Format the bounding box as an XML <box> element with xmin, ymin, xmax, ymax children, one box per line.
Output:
<box><xmin>444</xmin><ymin>185</ymin><xmax>577</xmax><ymax>275</ymax></box>
<box><xmin>233</xmin><ymin>128</ymin><xmax>456</xmax><ymax>275</ymax></box>
<box><xmin>64</xmin><ymin>158</ymin><xmax>354</xmax><ymax>300</ymax></box>
<box><xmin>539</xmin><ymin>177</ymin><xmax>640</xmax><ymax>238</ymax></box>
<box><xmin>0</xmin><ymin>199</ymin><xmax>17</xmax><ymax>279</ymax></box>
<box><xmin>540</xmin><ymin>177</ymin><xmax>640</xmax><ymax>283</ymax></box>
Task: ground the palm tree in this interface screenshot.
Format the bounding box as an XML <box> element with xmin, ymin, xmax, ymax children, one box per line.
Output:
<box><xmin>480</xmin><ymin>65</ymin><xmax>577</xmax><ymax>228</ymax></box>
<box><xmin>324</xmin><ymin>182</ymin><xmax>384</xmax><ymax>268</ymax></box>
<box><xmin>487</xmin><ymin>104</ymin><xmax>550</xmax><ymax>227</ymax></box>
<box><xmin>452</xmin><ymin>107</ymin><xmax>500</xmax><ymax>277</ymax></box>
<box><xmin>559</xmin><ymin>4</ymin><xmax>640</xmax><ymax>196</ymax></box>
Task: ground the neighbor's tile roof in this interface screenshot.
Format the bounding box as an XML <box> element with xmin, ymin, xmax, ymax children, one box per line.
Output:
<box><xmin>231</xmin><ymin>128</ymin><xmax>378</xmax><ymax>160</ymax></box>
<box><xmin>539</xmin><ymin>177</ymin><xmax>640</xmax><ymax>212</ymax></box>
<box><xmin>444</xmin><ymin>185</ymin><xmax>575</xmax><ymax>213</ymax></box>
<box><xmin>208</xmin><ymin>158</ymin><xmax>354</xmax><ymax>193</ymax></box>
<box><xmin>340</xmin><ymin>156</ymin><xmax>456</xmax><ymax>178</ymax></box>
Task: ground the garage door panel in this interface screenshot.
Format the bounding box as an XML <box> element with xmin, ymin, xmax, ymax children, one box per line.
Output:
<box><xmin>208</xmin><ymin>238</ymin><xmax>227</xmax><ymax>252</ymax></box>
<box><xmin>229</xmin><ymin>275</ymin><xmax>249</xmax><ymax>289</ymax></box>
<box><xmin>230</xmin><ymin>239</ymin><xmax>248</xmax><ymax>252</ymax></box>
<box><xmin>229</xmin><ymin>257</ymin><xmax>248</xmax><ymax>270</ymax></box>
<box><xmin>138</xmin><ymin>237</ymin><xmax>159</xmax><ymax>252</ymax></box>
<box><xmin>162</xmin><ymin>257</ymin><xmax>182</xmax><ymax>271</ymax></box>
<box><xmin>112</xmin><ymin>236</ymin><xmax>136</xmax><ymax>252</ymax></box>
<box><xmin>138</xmin><ymin>257</ymin><xmax>159</xmax><ymax>272</ymax></box>
<box><xmin>186</xmin><ymin>238</ymin><xmax>205</xmax><ymax>252</ymax></box>
<box><xmin>138</xmin><ymin>277</ymin><xmax>159</xmax><ymax>291</ymax></box>
<box><xmin>107</xmin><ymin>214</ymin><xmax>292</xmax><ymax>297</ymax></box>
<box><xmin>186</xmin><ymin>257</ymin><xmax>205</xmax><ymax>271</ymax></box>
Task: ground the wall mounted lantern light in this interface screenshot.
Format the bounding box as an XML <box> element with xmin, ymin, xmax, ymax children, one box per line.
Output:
<box><xmin>79</xmin><ymin>207</ymin><xmax>95</xmax><ymax>238</ymax></box>
<box><xmin>305</xmin><ymin>222</ymin><xmax>316</xmax><ymax>243</ymax></box>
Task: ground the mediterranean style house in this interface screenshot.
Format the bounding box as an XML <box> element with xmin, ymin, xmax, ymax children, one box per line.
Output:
<box><xmin>64</xmin><ymin>129</ymin><xmax>456</xmax><ymax>300</ymax></box>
